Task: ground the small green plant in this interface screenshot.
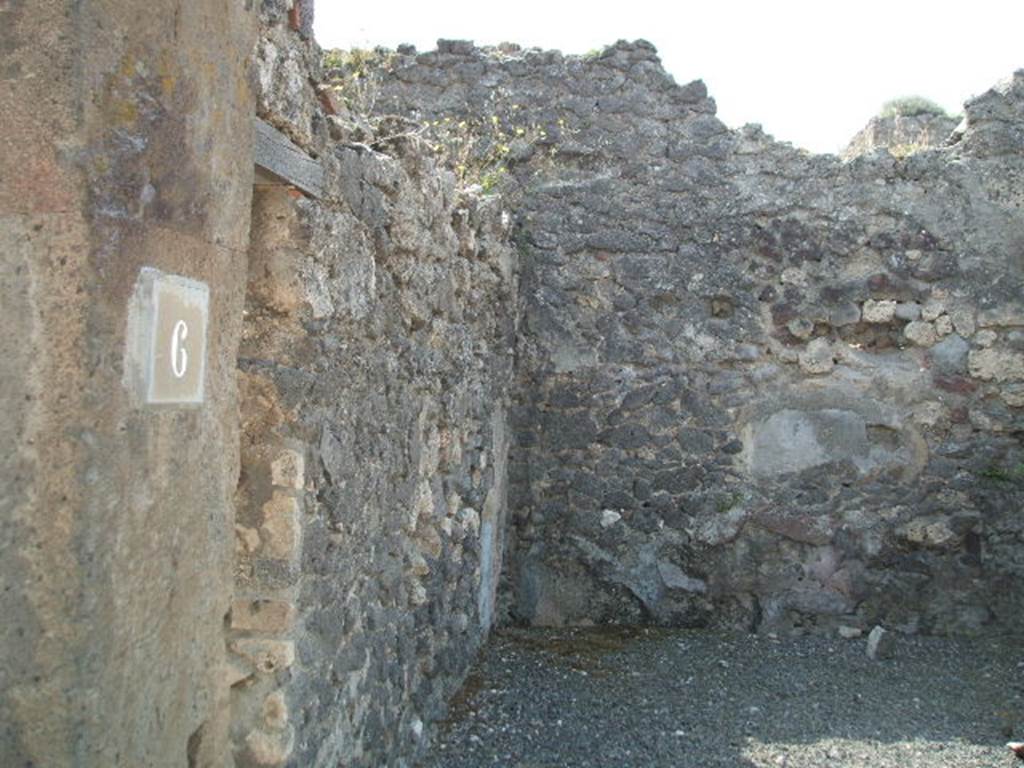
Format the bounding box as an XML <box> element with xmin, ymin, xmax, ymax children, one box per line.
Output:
<box><xmin>421</xmin><ymin>98</ymin><xmax>572</xmax><ymax>195</ymax></box>
<box><xmin>425</xmin><ymin>112</ymin><xmax>536</xmax><ymax>193</ymax></box>
<box><xmin>320</xmin><ymin>56</ymin><xmax>574</xmax><ymax>196</ymax></box>
<box><xmin>979</xmin><ymin>463</ymin><xmax>1024</xmax><ymax>483</ymax></box>
<box><xmin>879</xmin><ymin>96</ymin><xmax>950</xmax><ymax>119</ymax></box>
<box><xmin>888</xmin><ymin>142</ymin><xmax>928</xmax><ymax>159</ymax></box>
<box><xmin>715</xmin><ymin>493</ymin><xmax>742</xmax><ymax>514</ymax></box>
<box><xmin>321</xmin><ymin>47</ymin><xmax>396</xmax><ymax>113</ymax></box>
<box><xmin>323</xmin><ymin>47</ymin><xmax>393</xmax><ymax>78</ymax></box>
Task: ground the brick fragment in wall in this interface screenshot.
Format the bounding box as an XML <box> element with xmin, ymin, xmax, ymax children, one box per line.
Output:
<box><xmin>231</xmin><ymin>600</ymin><xmax>296</xmax><ymax>633</ymax></box>
<box><xmin>270</xmin><ymin>450</ymin><xmax>304</xmax><ymax>490</ymax></box>
<box><xmin>259</xmin><ymin>493</ymin><xmax>301</xmax><ymax>560</ymax></box>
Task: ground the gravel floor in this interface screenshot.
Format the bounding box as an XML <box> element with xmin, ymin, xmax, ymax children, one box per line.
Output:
<box><xmin>420</xmin><ymin>626</ymin><xmax>1023</xmax><ymax>767</ymax></box>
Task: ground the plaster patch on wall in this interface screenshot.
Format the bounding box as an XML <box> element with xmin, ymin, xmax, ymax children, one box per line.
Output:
<box><xmin>478</xmin><ymin>516</ymin><xmax>496</xmax><ymax>629</ymax></box>
<box><xmin>742</xmin><ymin>408</ymin><xmax>914</xmax><ymax>478</ymax></box>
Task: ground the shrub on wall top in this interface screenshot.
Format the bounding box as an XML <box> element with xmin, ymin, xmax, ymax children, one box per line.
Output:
<box><xmin>879</xmin><ymin>95</ymin><xmax>950</xmax><ymax>119</ymax></box>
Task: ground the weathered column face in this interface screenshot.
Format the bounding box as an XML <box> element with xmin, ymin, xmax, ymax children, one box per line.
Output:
<box><xmin>0</xmin><ymin>2</ymin><xmax>257</xmax><ymax>766</ymax></box>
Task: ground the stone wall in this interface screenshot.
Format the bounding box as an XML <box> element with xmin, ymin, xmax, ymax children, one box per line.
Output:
<box><xmin>0</xmin><ymin>1</ymin><xmax>257</xmax><ymax>766</ymax></box>
<box><xmin>235</xmin><ymin>10</ymin><xmax>519</xmax><ymax>767</ymax></box>
<box><xmin>369</xmin><ymin>42</ymin><xmax>1024</xmax><ymax>636</ymax></box>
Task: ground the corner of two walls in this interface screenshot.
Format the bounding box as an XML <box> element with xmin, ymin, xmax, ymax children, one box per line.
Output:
<box><xmin>367</xmin><ymin>45</ymin><xmax>1024</xmax><ymax>637</ymax></box>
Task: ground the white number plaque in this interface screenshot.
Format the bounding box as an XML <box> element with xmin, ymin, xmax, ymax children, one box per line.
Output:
<box><xmin>126</xmin><ymin>268</ymin><xmax>209</xmax><ymax>405</ymax></box>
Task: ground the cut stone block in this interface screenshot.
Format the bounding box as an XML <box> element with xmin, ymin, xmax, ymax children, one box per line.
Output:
<box><xmin>260</xmin><ymin>494</ymin><xmax>301</xmax><ymax>560</ymax></box>
<box><xmin>231</xmin><ymin>600</ymin><xmax>296</xmax><ymax>633</ymax></box>
<box><xmin>231</xmin><ymin>639</ymin><xmax>295</xmax><ymax>674</ymax></box>
<box><xmin>270</xmin><ymin>450</ymin><xmax>305</xmax><ymax>490</ymax></box>
<box><xmin>244</xmin><ymin>725</ymin><xmax>294</xmax><ymax>766</ymax></box>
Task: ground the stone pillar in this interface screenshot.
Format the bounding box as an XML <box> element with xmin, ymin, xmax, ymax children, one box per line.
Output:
<box><xmin>0</xmin><ymin>2</ymin><xmax>258</xmax><ymax>765</ymax></box>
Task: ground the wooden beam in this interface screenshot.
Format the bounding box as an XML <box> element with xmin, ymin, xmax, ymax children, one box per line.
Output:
<box><xmin>253</xmin><ymin>118</ymin><xmax>324</xmax><ymax>198</ymax></box>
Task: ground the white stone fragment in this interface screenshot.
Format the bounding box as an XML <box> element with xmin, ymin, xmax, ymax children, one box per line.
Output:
<box><xmin>1002</xmin><ymin>385</ymin><xmax>1024</xmax><ymax>408</ymax></box>
<box><xmin>898</xmin><ymin>516</ymin><xmax>957</xmax><ymax>548</ymax></box>
<box><xmin>862</xmin><ymin>299</ymin><xmax>896</xmax><ymax>323</ymax></box>
<box><xmin>949</xmin><ymin>306</ymin><xmax>976</xmax><ymax>337</ymax></box>
<box><xmin>969</xmin><ymin>349</ymin><xmax>1024</xmax><ymax>381</ymax></box>
<box><xmin>921</xmin><ymin>299</ymin><xmax>945</xmax><ymax>322</ymax></box>
<box><xmin>866</xmin><ymin>625</ymin><xmax>896</xmax><ymax>660</ymax></box>
<box><xmin>271</xmin><ymin>449</ymin><xmax>305</xmax><ymax>490</ymax></box>
<box><xmin>600</xmin><ymin>509</ymin><xmax>622</xmax><ymax>528</ymax></box>
<box><xmin>780</xmin><ymin>267</ymin><xmax>808</xmax><ymax>287</ymax></box>
<box><xmin>904</xmin><ymin>321</ymin><xmax>937</xmax><ymax>347</ymax></box>
<box><xmin>974</xmin><ymin>329</ymin><xmax>998</xmax><ymax>348</ymax></box>
<box><xmin>798</xmin><ymin>338</ymin><xmax>834</xmax><ymax>375</ymax></box>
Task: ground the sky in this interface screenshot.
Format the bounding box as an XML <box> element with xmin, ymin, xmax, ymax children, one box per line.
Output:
<box><xmin>313</xmin><ymin>1</ymin><xmax>1023</xmax><ymax>154</ymax></box>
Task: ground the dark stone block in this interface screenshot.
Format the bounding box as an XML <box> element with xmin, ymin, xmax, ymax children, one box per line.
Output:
<box><xmin>598</xmin><ymin>424</ymin><xmax>653</xmax><ymax>450</ymax></box>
